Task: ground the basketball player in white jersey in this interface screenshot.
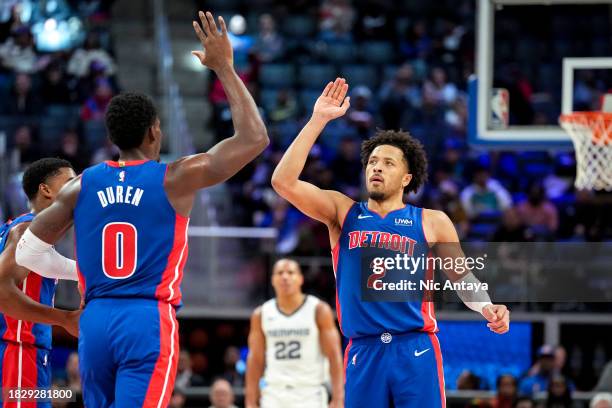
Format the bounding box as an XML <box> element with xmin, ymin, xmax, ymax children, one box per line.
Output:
<box><xmin>245</xmin><ymin>258</ymin><xmax>344</xmax><ymax>408</ymax></box>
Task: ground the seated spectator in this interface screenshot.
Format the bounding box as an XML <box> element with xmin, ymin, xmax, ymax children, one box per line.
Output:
<box><xmin>81</xmin><ymin>79</ymin><xmax>114</xmax><ymax>121</ymax></box>
<box><xmin>268</xmin><ymin>89</ymin><xmax>297</xmax><ymax>123</ymax></box>
<box><xmin>175</xmin><ymin>350</ymin><xmax>206</xmax><ymax>389</ymax></box>
<box><xmin>519</xmin><ymin>345</ymin><xmax>556</xmax><ymax>396</ymax></box>
<box><xmin>423</xmin><ymin>67</ymin><xmax>458</xmax><ymax>107</ymax></box>
<box><xmin>457</xmin><ymin>369</ymin><xmax>481</xmax><ymax>390</ymax></box>
<box><xmin>346</xmin><ymin>85</ymin><xmax>375</xmax><ymax>138</ymax></box>
<box><xmin>0</xmin><ymin>4</ymin><xmax>23</xmax><ymax>44</ymax></box>
<box><xmin>41</xmin><ymin>62</ymin><xmax>75</xmax><ymax>106</ymax></box>
<box><xmin>460</xmin><ymin>165</ymin><xmax>512</xmax><ymax>219</ymax></box>
<box><xmin>492</xmin><ymin>208</ymin><xmax>533</xmax><ymax>242</ymax></box>
<box><xmin>12</xmin><ymin>124</ymin><xmax>40</xmax><ymax>165</ymax></box>
<box><xmin>545</xmin><ymin>375</ymin><xmax>573</xmax><ymax>408</ymax></box>
<box><xmin>53</xmin><ymin>129</ymin><xmax>90</xmax><ymax>174</ymax></box>
<box><xmin>65</xmin><ymin>352</ymin><xmax>81</xmax><ymax>394</ymax></box>
<box><xmin>222</xmin><ymin>346</ymin><xmax>244</xmax><ymax>387</ymax></box>
<box><xmin>331</xmin><ymin>137</ymin><xmax>361</xmax><ymax>198</ymax></box>
<box><xmin>379</xmin><ymin>63</ymin><xmax>422</xmax><ymax>129</ymax></box>
<box><xmin>591</xmin><ymin>393</ymin><xmax>612</xmax><ymax>408</ymax></box>
<box><xmin>0</xmin><ymin>26</ymin><xmax>41</xmax><ymax>73</ymax></box>
<box><xmin>516</xmin><ymin>182</ymin><xmax>559</xmax><ymax>238</ymax></box>
<box><xmin>399</xmin><ymin>20</ymin><xmax>432</xmax><ymax>60</ymax></box>
<box><xmin>514</xmin><ymin>397</ymin><xmax>535</xmax><ymax>408</ymax></box>
<box><xmin>209</xmin><ymin>378</ymin><xmax>238</xmax><ymax>408</ymax></box>
<box><xmin>67</xmin><ymin>32</ymin><xmax>116</xmax><ymax>78</ymax></box>
<box><xmin>319</xmin><ymin>0</ymin><xmax>356</xmax><ymax>38</ymax></box>
<box><xmin>227</xmin><ymin>15</ymin><xmax>254</xmax><ymax>67</ymax></box>
<box><xmin>355</xmin><ymin>0</ymin><xmax>394</xmax><ymax>40</ymax></box>
<box><xmin>0</xmin><ymin>73</ymin><xmax>43</xmax><ymax>116</ymax></box>
<box><xmin>490</xmin><ymin>374</ymin><xmax>518</xmax><ymax>408</ymax></box>
<box><xmin>253</xmin><ymin>14</ymin><xmax>284</xmax><ymax>63</ymax></box>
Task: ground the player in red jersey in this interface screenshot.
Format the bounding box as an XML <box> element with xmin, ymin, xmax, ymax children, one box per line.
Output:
<box><xmin>15</xmin><ymin>11</ymin><xmax>269</xmax><ymax>408</ymax></box>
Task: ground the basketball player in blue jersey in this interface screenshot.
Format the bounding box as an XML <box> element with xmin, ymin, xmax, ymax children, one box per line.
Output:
<box><xmin>16</xmin><ymin>10</ymin><xmax>268</xmax><ymax>408</ymax></box>
<box><xmin>0</xmin><ymin>158</ymin><xmax>80</xmax><ymax>408</ymax></box>
<box><xmin>272</xmin><ymin>78</ymin><xmax>510</xmax><ymax>408</ymax></box>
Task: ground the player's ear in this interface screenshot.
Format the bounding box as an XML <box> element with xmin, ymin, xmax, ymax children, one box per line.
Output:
<box><xmin>38</xmin><ymin>183</ymin><xmax>52</xmax><ymax>200</ymax></box>
<box><xmin>402</xmin><ymin>173</ymin><xmax>412</xmax><ymax>188</ymax></box>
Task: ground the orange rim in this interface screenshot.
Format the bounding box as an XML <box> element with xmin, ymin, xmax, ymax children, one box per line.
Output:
<box><xmin>559</xmin><ymin>112</ymin><xmax>612</xmax><ymax>145</ymax></box>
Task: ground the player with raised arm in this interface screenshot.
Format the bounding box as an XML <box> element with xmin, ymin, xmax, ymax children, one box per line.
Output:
<box><xmin>0</xmin><ymin>158</ymin><xmax>79</xmax><ymax>408</ymax></box>
<box><xmin>271</xmin><ymin>78</ymin><xmax>510</xmax><ymax>408</ymax></box>
<box><xmin>245</xmin><ymin>258</ymin><xmax>344</xmax><ymax>408</ymax></box>
<box><xmin>15</xmin><ymin>11</ymin><xmax>269</xmax><ymax>408</ymax></box>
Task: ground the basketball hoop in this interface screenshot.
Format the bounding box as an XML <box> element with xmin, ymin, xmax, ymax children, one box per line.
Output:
<box><xmin>559</xmin><ymin>112</ymin><xmax>612</xmax><ymax>191</ymax></box>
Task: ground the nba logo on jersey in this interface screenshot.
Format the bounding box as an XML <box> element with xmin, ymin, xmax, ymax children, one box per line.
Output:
<box><xmin>119</xmin><ymin>171</ymin><xmax>125</xmax><ymax>182</ymax></box>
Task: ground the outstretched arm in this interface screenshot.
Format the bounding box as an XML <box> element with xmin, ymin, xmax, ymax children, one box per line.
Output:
<box><xmin>167</xmin><ymin>11</ymin><xmax>268</xmax><ymax>193</ymax></box>
<box><xmin>0</xmin><ymin>223</ymin><xmax>79</xmax><ymax>337</ymax></box>
<box><xmin>424</xmin><ymin>209</ymin><xmax>510</xmax><ymax>334</ymax></box>
<box><xmin>245</xmin><ymin>307</ymin><xmax>265</xmax><ymax>408</ymax></box>
<box><xmin>271</xmin><ymin>79</ymin><xmax>353</xmax><ymax>234</ymax></box>
<box><xmin>316</xmin><ymin>302</ymin><xmax>344</xmax><ymax>408</ymax></box>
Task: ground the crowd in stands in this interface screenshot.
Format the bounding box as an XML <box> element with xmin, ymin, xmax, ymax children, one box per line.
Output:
<box><xmin>0</xmin><ymin>0</ymin><xmax>119</xmax><ymax>222</ymax></box>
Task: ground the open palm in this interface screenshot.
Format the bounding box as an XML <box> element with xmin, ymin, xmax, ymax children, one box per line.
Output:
<box><xmin>313</xmin><ymin>78</ymin><xmax>350</xmax><ymax>122</ymax></box>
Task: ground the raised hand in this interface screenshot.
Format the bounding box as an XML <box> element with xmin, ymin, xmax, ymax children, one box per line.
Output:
<box><xmin>312</xmin><ymin>78</ymin><xmax>350</xmax><ymax>124</ymax></box>
<box><xmin>192</xmin><ymin>11</ymin><xmax>233</xmax><ymax>72</ymax></box>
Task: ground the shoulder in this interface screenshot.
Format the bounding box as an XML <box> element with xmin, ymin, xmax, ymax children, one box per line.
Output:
<box><xmin>422</xmin><ymin>208</ymin><xmax>453</xmax><ymax>226</ymax></box>
<box><xmin>331</xmin><ymin>194</ymin><xmax>357</xmax><ymax>225</ymax></box>
<box><xmin>422</xmin><ymin>208</ymin><xmax>457</xmax><ymax>243</ymax></box>
<box><xmin>315</xmin><ymin>300</ymin><xmax>334</xmax><ymax>323</ymax></box>
<box><xmin>6</xmin><ymin>221</ymin><xmax>30</xmax><ymax>245</ymax></box>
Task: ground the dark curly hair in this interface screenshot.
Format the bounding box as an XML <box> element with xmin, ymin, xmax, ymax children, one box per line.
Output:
<box><xmin>360</xmin><ymin>129</ymin><xmax>428</xmax><ymax>194</ymax></box>
<box><xmin>105</xmin><ymin>92</ymin><xmax>158</xmax><ymax>150</ymax></box>
<box><xmin>22</xmin><ymin>158</ymin><xmax>73</xmax><ymax>200</ymax></box>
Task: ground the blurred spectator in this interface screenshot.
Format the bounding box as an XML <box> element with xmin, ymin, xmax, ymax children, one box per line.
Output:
<box><xmin>513</xmin><ymin>398</ymin><xmax>535</xmax><ymax>408</ymax></box>
<box><xmin>12</xmin><ymin>124</ymin><xmax>40</xmax><ymax>165</ymax></box>
<box><xmin>400</xmin><ymin>20</ymin><xmax>432</xmax><ymax>60</ymax></box>
<box><xmin>319</xmin><ymin>0</ymin><xmax>356</xmax><ymax>39</ymax></box>
<box><xmin>66</xmin><ymin>352</ymin><xmax>81</xmax><ymax>394</ymax></box>
<box><xmin>221</xmin><ymin>346</ymin><xmax>243</xmax><ymax>387</ymax></box>
<box><xmin>516</xmin><ymin>182</ymin><xmax>559</xmax><ymax>237</ymax></box>
<box><xmin>379</xmin><ymin>63</ymin><xmax>422</xmax><ymax>129</ymax></box>
<box><xmin>91</xmin><ymin>137</ymin><xmax>120</xmax><ymax>164</ymax></box>
<box><xmin>444</xmin><ymin>95</ymin><xmax>468</xmax><ymax>138</ymax></box>
<box><xmin>591</xmin><ymin>393</ymin><xmax>612</xmax><ymax>408</ymax></box>
<box><xmin>423</xmin><ymin>67</ymin><xmax>458</xmax><ymax>107</ymax></box>
<box><xmin>190</xmin><ymin>352</ymin><xmax>211</xmax><ymax>384</ymax></box>
<box><xmin>168</xmin><ymin>388</ymin><xmax>186</xmax><ymax>408</ymax></box>
<box><xmin>520</xmin><ymin>345</ymin><xmax>556</xmax><ymax>396</ymax></box>
<box><xmin>457</xmin><ymin>370</ymin><xmax>481</xmax><ymax>390</ymax></box>
<box><xmin>67</xmin><ymin>32</ymin><xmax>116</xmax><ymax>78</ymax></box>
<box><xmin>492</xmin><ymin>208</ymin><xmax>532</xmax><ymax>242</ymax></box>
<box><xmin>209</xmin><ymin>378</ymin><xmax>238</xmax><ymax>408</ymax></box>
<box><xmin>0</xmin><ymin>4</ymin><xmax>23</xmax><ymax>43</ymax></box>
<box><xmin>346</xmin><ymin>85</ymin><xmax>374</xmax><ymax>137</ymax></box>
<box><xmin>490</xmin><ymin>374</ymin><xmax>517</xmax><ymax>408</ymax></box>
<box><xmin>253</xmin><ymin>14</ymin><xmax>284</xmax><ymax>63</ymax></box>
<box><xmin>330</xmin><ymin>137</ymin><xmax>361</xmax><ymax>198</ymax></box>
<box><xmin>268</xmin><ymin>89</ymin><xmax>297</xmax><ymax>123</ymax></box>
<box><xmin>80</xmin><ymin>79</ymin><xmax>113</xmax><ymax>121</ymax></box>
<box><xmin>0</xmin><ymin>73</ymin><xmax>43</xmax><ymax>115</ymax></box>
<box><xmin>544</xmin><ymin>375</ymin><xmax>573</xmax><ymax>408</ymax></box>
<box><xmin>355</xmin><ymin>0</ymin><xmax>394</xmax><ymax>40</ymax></box>
<box><xmin>53</xmin><ymin>129</ymin><xmax>90</xmax><ymax>173</ymax></box>
<box><xmin>41</xmin><ymin>62</ymin><xmax>75</xmax><ymax>106</ymax></box>
<box><xmin>227</xmin><ymin>15</ymin><xmax>254</xmax><ymax>67</ymax></box>
<box><xmin>0</xmin><ymin>26</ymin><xmax>42</xmax><ymax>73</ymax></box>
<box><xmin>175</xmin><ymin>350</ymin><xmax>206</xmax><ymax>389</ymax></box>
<box><xmin>460</xmin><ymin>165</ymin><xmax>512</xmax><ymax>219</ymax></box>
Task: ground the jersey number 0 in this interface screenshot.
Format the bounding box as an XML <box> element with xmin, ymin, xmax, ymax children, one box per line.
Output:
<box><xmin>102</xmin><ymin>222</ymin><xmax>138</xmax><ymax>279</ymax></box>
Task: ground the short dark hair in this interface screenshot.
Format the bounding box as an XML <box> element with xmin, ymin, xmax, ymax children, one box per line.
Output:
<box><xmin>360</xmin><ymin>129</ymin><xmax>428</xmax><ymax>194</ymax></box>
<box><xmin>22</xmin><ymin>158</ymin><xmax>73</xmax><ymax>200</ymax></box>
<box><xmin>105</xmin><ymin>92</ymin><xmax>157</xmax><ymax>150</ymax></box>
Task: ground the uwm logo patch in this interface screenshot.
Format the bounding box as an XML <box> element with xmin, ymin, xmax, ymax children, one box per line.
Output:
<box><xmin>394</xmin><ymin>218</ymin><xmax>413</xmax><ymax>226</ymax></box>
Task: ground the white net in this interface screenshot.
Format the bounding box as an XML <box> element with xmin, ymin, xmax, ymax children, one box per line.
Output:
<box><xmin>559</xmin><ymin>112</ymin><xmax>612</xmax><ymax>191</ymax></box>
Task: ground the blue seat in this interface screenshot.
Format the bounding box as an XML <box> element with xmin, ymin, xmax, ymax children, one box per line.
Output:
<box><xmin>324</xmin><ymin>43</ymin><xmax>357</xmax><ymax>64</ymax></box>
<box><xmin>360</xmin><ymin>41</ymin><xmax>394</xmax><ymax>64</ymax></box>
<box><xmin>298</xmin><ymin>89</ymin><xmax>321</xmax><ymax>110</ymax></box>
<box><xmin>298</xmin><ymin>64</ymin><xmax>336</xmax><ymax>89</ymax></box>
<box><xmin>340</xmin><ymin>64</ymin><xmax>378</xmax><ymax>89</ymax></box>
<box><xmin>259</xmin><ymin>64</ymin><xmax>295</xmax><ymax>88</ymax></box>
<box><xmin>259</xmin><ymin>89</ymin><xmax>279</xmax><ymax>112</ymax></box>
<box><xmin>282</xmin><ymin>15</ymin><xmax>316</xmax><ymax>38</ymax></box>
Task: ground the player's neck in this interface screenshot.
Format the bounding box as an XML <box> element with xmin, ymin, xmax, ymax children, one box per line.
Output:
<box><xmin>367</xmin><ymin>196</ymin><xmax>405</xmax><ymax>217</ymax></box>
<box><xmin>276</xmin><ymin>293</ymin><xmax>306</xmax><ymax>315</ymax></box>
<box><xmin>118</xmin><ymin>148</ymin><xmax>154</xmax><ymax>162</ymax></box>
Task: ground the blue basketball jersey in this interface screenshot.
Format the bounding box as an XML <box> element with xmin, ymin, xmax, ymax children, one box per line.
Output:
<box><xmin>74</xmin><ymin>160</ymin><xmax>189</xmax><ymax>306</ymax></box>
<box><xmin>332</xmin><ymin>202</ymin><xmax>438</xmax><ymax>339</ymax></box>
<box><xmin>0</xmin><ymin>213</ymin><xmax>56</xmax><ymax>350</ymax></box>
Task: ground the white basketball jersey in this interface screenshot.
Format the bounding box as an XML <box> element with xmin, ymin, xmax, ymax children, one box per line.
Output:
<box><xmin>261</xmin><ymin>295</ymin><xmax>326</xmax><ymax>387</ymax></box>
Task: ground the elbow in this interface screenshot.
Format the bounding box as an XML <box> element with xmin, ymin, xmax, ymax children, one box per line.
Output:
<box><xmin>255</xmin><ymin>127</ymin><xmax>270</xmax><ymax>151</ymax></box>
<box><xmin>271</xmin><ymin>172</ymin><xmax>290</xmax><ymax>195</ymax></box>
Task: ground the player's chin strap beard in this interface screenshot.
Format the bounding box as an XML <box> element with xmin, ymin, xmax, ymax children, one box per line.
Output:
<box><xmin>368</xmin><ymin>191</ymin><xmax>386</xmax><ymax>201</ymax></box>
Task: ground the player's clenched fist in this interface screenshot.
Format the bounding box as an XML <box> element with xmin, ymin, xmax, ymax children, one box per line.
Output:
<box><xmin>482</xmin><ymin>304</ymin><xmax>510</xmax><ymax>334</ymax></box>
<box><xmin>192</xmin><ymin>11</ymin><xmax>233</xmax><ymax>72</ymax></box>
